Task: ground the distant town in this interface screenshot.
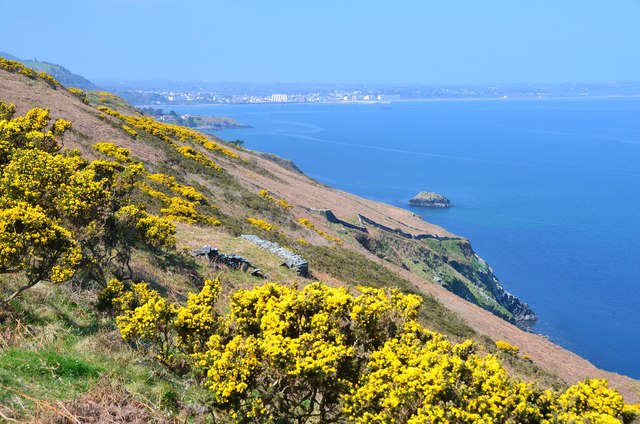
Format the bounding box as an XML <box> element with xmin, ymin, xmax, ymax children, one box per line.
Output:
<box><xmin>95</xmin><ymin>80</ymin><xmax>640</xmax><ymax>107</ymax></box>
<box><xmin>161</xmin><ymin>91</ymin><xmax>401</xmax><ymax>104</ymax></box>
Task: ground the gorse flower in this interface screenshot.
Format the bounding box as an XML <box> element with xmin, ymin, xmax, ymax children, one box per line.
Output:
<box><xmin>0</xmin><ymin>101</ymin><xmax>176</xmax><ymax>303</ymax></box>
<box><xmin>108</xmin><ymin>279</ymin><xmax>638</xmax><ymax>423</ymax></box>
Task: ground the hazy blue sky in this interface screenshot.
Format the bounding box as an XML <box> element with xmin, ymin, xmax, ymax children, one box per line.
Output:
<box><xmin>3</xmin><ymin>0</ymin><xmax>640</xmax><ymax>84</ymax></box>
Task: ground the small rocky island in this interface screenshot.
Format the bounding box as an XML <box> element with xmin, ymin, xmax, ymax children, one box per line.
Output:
<box><xmin>408</xmin><ymin>191</ymin><xmax>452</xmax><ymax>208</ymax></box>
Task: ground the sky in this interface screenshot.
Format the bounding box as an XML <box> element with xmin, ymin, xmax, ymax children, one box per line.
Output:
<box><xmin>2</xmin><ymin>0</ymin><xmax>640</xmax><ymax>84</ymax></box>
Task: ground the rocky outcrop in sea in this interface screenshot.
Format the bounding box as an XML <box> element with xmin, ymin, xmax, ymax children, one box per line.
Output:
<box><xmin>409</xmin><ymin>192</ymin><xmax>452</xmax><ymax>208</ymax></box>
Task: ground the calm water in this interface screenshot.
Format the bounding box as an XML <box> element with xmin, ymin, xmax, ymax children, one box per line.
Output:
<box><xmin>170</xmin><ymin>99</ymin><xmax>640</xmax><ymax>378</ymax></box>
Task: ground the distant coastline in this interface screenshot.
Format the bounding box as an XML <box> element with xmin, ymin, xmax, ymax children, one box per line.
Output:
<box><xmin>135</xmin><ymin>93</ymin><xmax>640</xmax><ymax>109</ymax></box>
<box><xmin>166</xmin><ymin>98</ymin><xmax>640</xmax><ymax>379</ymax></box>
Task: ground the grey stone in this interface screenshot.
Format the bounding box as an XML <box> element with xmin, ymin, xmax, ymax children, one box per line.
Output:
<box><xmin>241</xmin><ymin>234</ymin><xmax>309</xmax><ymax>277</ymax></box>
<box><xmin>191</xmin><ymin>245</ymin><xmax>264</xmax><ymax>278</ymax></box>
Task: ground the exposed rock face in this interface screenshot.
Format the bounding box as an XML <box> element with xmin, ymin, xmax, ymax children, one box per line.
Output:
<box><xmin>241</xmin><ymin>235</ymin><xmax>308</xmax><ymax>277</ymax></box>
<box><xmin>409</xmin><ymin>192</ymin><xmax>452</xmax><ymax>208</ymax></box>
<box><xmin>321</xmin><ymin>210</ymin><xmax>535</xmax><ymax>325</ymax></box>
<box><xmin>192</xmin><ymin>245</ymin><xmax>266</xmax><ymax>278</ymax></box>
<box><xmin>447</xmin><ymin>252</ymin><xmax>537</xmax><ymax>324</ymax></box>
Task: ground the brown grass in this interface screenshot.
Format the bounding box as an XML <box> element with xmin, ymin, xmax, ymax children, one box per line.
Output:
<box><xmin>36</xmin><ymin>382</ymin><xmax>175</xmax><ymax>424</ymax></box>
<box><xmin>2</xmin><ymin>67</ymin><xmax>639</xmax><ymax>404</ymax></box>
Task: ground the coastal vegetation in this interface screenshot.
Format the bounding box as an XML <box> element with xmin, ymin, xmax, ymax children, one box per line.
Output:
<box><xmin>104</xmin><ymin>278</ymin><xmax>638</xmax><ymax>423</ymax></box>
<box><xmin>247</xmin><ymin>217</ymin><xmax>275</xmax><ymax>232</ymax></box>
<box><xmin>1</xmin><ymin>63</ymin><xmax>639</xmax><ymax>421</ymax></box>
<box><xmin>259</xmin><ymin>188</ymin><xmax>294</xmax><ymax>209</ymax></box>
<box><xmin>0</xmin><ymin>102</ymin><xmax>175</xmax><ymax>304</ymax></box>
<box><xmin>0</xmin><ymin>56</ymin><xmax>61</xmax><ymax>89</ymax></box>
<box><xmin>299</xmin><ymin>217</ymin><xmax>343</xmax><ymax>244</ymax></box>
<box><xmin>140</xmin><ymin>107</ymin><xmax>250</xmax><ymax>131</ymax></box>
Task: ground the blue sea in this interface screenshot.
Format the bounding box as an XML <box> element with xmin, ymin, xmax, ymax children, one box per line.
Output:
<box><xmin>169</xmin><ymin>99</ymin><xmax>640</xmax><ymax>379</ymax></box>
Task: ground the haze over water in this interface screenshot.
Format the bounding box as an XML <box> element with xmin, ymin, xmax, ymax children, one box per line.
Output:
<box><xmin>171</xmin><ymin>98</ymin><xmax>640</xmax><ymax>378</ymax></box>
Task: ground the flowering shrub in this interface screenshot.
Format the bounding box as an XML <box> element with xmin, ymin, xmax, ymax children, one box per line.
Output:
<box><xmin>160</xmin><ymin>197</ymin><xmax>201</xmax><ymax>224</ymax></box>
<box><xmin>176</xmin><ymin>146</ymin><xmax>221</xmax><ymax>171</ymax></box>
<box><xmin>247</xmin><ymin>217</ymin><xmax>274</xmax><ymax>232</ymax></box>
<box><xmin>115</xmin><ymin>205</ymin><xmax>176</xmax><ymax>248</ymax></box>
<box><xmin>0</xmin><ymin>57</ymin><xmax>60</xmax><ymax>88</ymax></box>
<box><xmin>0</xmin><ymin>101</ymin><xmax>176</xmax><ymax>303</ymax></box>
<box><xmin>115</xmin><ymin>282</ymin><xmax>178</xmax><ymax>363</ymax></box>
<box><xmin>495</xmin><ymin>339</ymin><xmax>520</xmax><ymax>356</ymax></box>
<box><xmin>96</xmin><ymin>106</ymin><xmax>240</xmax><ymax>160</ymax></box>
<box><xmin>258</xmin><ymin>188</ymin><xmax>293</xmax><ymax>209</ymax></box>
<box><xmin>174</xmin><ymin>278</ymin><xmax>224</xmax><ymax>353</ymax></box>
<box><xmin>298</xmin><ymin>217</ymin><xmax>342</xmax><ymax>244</ymax></box>
<box><xmin>0</xmin><ymin>203</ymin><xmax>79</xmax><ymax>285</ymax></box>
<box><xmin>556</xmin><ymin>379</ymin><xmax>634</xmax><ymax>423</ymax></box>
<box><xmin>138</xmin><ymin>181</ymin><xmax>219</xmax><ymax>225</ymax></box>
<box><xmin>104</xmin><ymin>278</ymin><xmax>223</xmax><ymax>364</ymax></box>
<box><xmin>148</xmin><ymin>173</ymin><xmax>206</xmax><ymax>203</ymax></box>
<box><xmin>93</xmin><ymin>142</ymin><xmax>133</xmax><ymax>163</ymax></box>
<box><xmin>37</xmin><ymin>71</ymin><xmax>59</xmax><ymax>88</ymax></box>
<box><xmin>67</xmin><ymin>87</ymin><xmax>89</xmax><ymax>104</ymax></box>
<box><xmin>121</xmin><ymin>125</ymin><xmax>138</xmax><ymax>139</ymax></box>
<box><xmin>110</xmin><ymin>278</ymin><xmax>638</xmax><ymax>423</ymax></box>
<box><xmin>138</xmin><ymin>181</ymin><xmax>171</xmax><ymax>204</ymax></box>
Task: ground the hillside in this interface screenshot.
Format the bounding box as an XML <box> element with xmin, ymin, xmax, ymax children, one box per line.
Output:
<box><xmin>0</xmin><ymin>52</ymin><xmax>96</xmax><ymax>90</ymax></box>
<box><xmin>1</xmin><ymin>62</ymin><xmax>639</xmax><ymax>421</ymax></box>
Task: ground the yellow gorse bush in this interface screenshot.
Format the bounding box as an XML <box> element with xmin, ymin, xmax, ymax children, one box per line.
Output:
<box><xmin>95</xmin><ymin>106</ymin><xmax>241</xmax><ymax>167</ymax></box>
<box><xmin>556</xmin><ymin>379</ymin><xmax>631</xmax><ymax>423</ymax></box>
<box><xmin>495</xmin><ymin>339</ymin><xmax>520</xmax><ymax>356</ymax></box>
<box><xmin>0</xmin><ymin>101</ymin><xmax>176</xmax><ymax>303</ymax></box>
<box><xmin>148</xmin><ymin>173</ymin><xmax>206</xmax><ymax>203</ymax></box>
<box><xmin>121</xmin><ymin>125</ymin><xmax>138</xmax><ymax>139</ymax></box>
<box><xmin>115</xmin><ymin>205</ymin><xmax>176</xmax><ymax>247</ymax></box>
<box><xmin>67</xmin><ymin>87</ymin><xmax>89</xmax><ymax>104</ymax></box>
<box><xmin>298</xmin><ymin>217</ymin><xmax>342</xmax><ymax>244</ymax></box>
<box><xmin>138</xmin><ymin>179</ymin><xmax>220</xmax><ymax>226</ymax></box>
<box><xmin>247</xmin><ymin>217</ymin><xmax>274</xmax><ymax>232</ymax></box>
<box><xmin>176</xmin><ymin>146</ymin><xmax>221</xmax><ymax>171</ymax></box>
<box><xmin>258</xmin><ymin>188</ymin><xmax>293</xmax><ymax>209</ymax></box>
<box><xmin>0</xmin><ymin>57</ymin><xmax>60</xmax><ymax>88</ymax></box>
<box><xmin>93</xmin><ymin>142</ymin><xmax>134</xmax><ymax>163</ymax></box>
<box><xmin>108</xmin><ymin>279</ymin><xmax>638</xmax><ymax>423</ymax></box>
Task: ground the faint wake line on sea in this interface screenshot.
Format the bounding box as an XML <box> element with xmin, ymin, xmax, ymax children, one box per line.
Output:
<box><xmin>277</xmin><ymin>131</ymin><xmax>640</xmax><ymax>179</ymax></box>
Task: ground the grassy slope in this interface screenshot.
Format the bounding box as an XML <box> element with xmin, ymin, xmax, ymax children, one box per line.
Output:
<box><xmin>1</xmin><ymin>68</ymin><xmax>639</xmax><ymax>421</ymax></box>
<box><xmin>17</xmin><ymin>59</ymin><xmax>96</xmax><ymax>90</ymax></box>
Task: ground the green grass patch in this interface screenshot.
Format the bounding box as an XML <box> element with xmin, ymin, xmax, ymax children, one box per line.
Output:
<box><xmin>0</xmin><ymin>346</ymin><xmax>102</xmax><ymax>404</ymax></box>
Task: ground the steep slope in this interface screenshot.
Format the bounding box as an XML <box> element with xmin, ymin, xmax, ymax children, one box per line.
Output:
<box><xmin>1</xmin><ymin>63</ymin><xmax>639</xmax><ymax>413</ymax></box>
<box><xmin>0</xmin><ymin>52</ymin><xmax>19</xmax><ymax>61</ymax></box>
<box><xmin>0</xmin><ymin>52</ymin><xmax>96</xmax><ymax>90</ymax></box>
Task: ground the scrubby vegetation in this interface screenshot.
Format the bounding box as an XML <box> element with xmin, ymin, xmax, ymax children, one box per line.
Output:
<box><xmin>0</xmin><ymin>57</ymin><xmax>60</xmax><ymax>88</ymax></box>
<box><xmin>96</xmin><ymin>106</ymin><xmax>241</xmax><ymax>162</ymax></box>
<box><xmin>247</xmin><ymin>217</ymin><xmax>275</xmax><ymax>232</ymax></box>
<box><xmin>1</xmin><ymin>65</ymin><xmax>639</xmax><ymax>422</ymax></box>
<box><xmin>299</xmin><ymin>217</ymin><xmax>343</xmax><ymax>244</ymax></box>
<box><xmin>0</xmin><ymin>102</ymin><xmax>175</xmax><ymax>305</ymax></box>
<box><xmin>102</xmin><ymin>279</ymin><xmax>638</xmax><ymax>423</ymax></box>
<box><xmin>259</xmin><ymin>188</ymin><xmax>293</xmax><ymax>209</ymax></box>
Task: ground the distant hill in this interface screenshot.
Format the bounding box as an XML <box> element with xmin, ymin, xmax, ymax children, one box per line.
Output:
<box><xmin>0</xmin><ymin>51</ymin><xmax>96</xmax><ymax>90</ymax></box>
<box><xmin>0</xmin><ymin>51</ymin><xmax>19</xmax><ymax>61</ymax></box>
